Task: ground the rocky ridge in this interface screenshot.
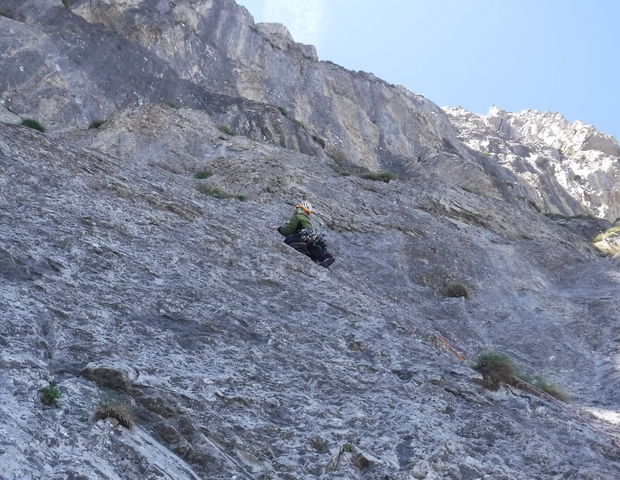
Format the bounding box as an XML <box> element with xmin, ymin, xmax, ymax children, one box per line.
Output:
<box><xmin>445</xmin><ymin>106</ymin><xmax>620</xmax><ymax>222</ymax></box>
<box><xmin>0</xmin><ymin>1</ymin><xmax>619</xmax><ymax>479</ymax></box>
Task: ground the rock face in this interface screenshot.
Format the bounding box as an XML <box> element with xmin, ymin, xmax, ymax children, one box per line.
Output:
<box><xmin>445</xmin><ymin>106</ymin><xmax>620</xmax><ymax>222</ymax></box>
<box><xmin>1</xmin><ymin>1</ymin><xmax>620</xmax><ymax>479</ymax></box>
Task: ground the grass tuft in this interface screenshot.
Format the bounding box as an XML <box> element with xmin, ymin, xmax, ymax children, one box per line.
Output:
<box><xmin>442</xmin><ymin>282</ymin><xmax>470</xmax><ymax>299</ymax></box>
<box><xmin>471</xmin><ymin>351</ymin><xmax>517</xmax><ymax>391</ymax></box>
<box><xmin>197</xmin><ymin>185</ymin><xmax>246</xmax><ymax>201</ymax></box>
<box><xmin>360</xmin><ymin>171</ymin><xmax>398</xmax><ymax>183</ymax></box>
<box><xmin>194</xmin><ymin>169</ymin><xmax>213</xmax><ymax>179</ymax></box>
<box><xmin>88</xmin><ymin>119</ymin><xmax>106</xmax><ymax>129</ymax></box>
<box><xmin>41</xmin><ymin>379</ymin><xmax>61</xmax><ymax>407</ymax></box>
<box><xmin>534</xmin><ymin>378</ymin><xmax>571</xmax><ymax>403</ymax></box>
<box><xmin>22</xmin><ymin>118</ymin><xmax>46</xmax><ymax>133</ymax></box>
<box><xmin>218</xmin><ymin>125</ymin><xmax>236</xmax><ymax>136</ymax></box>
<box><xmin>93</xmin><ymin>400</ymin><xmax>134</xmax><ymax>429</ymax></box>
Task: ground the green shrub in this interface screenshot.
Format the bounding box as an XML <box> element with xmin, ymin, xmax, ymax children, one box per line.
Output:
<box><xmin>93</xmin><ymin>400</ymin><xmax>134</xmax><ymax>429</ymax></box>
<box><xmin>592</xmin><ymin>225</ymin><xmax>620</xmax><ymax>256</ymax></box>
<box><xmin>442</xmin><ymin>282</ymin><xmax>470</xmax><ymax>299</ymax></box>
<box><xmin>360</xmin><ymin>171</ymin><xmax>397</xmax><ymax>183</ymax></box>
<box><xmin>534</xmin><ymin>378</ymin><xmax>571</xmax><ymax>403</ymax></box>
<box><xmin>471</xmin><ymin>351</ymin><xmax>517</xmax><ymax>391</ymax></box>
<box><xmin>41</xmin><ymin>379</ymin><xmax>61</xmax><ymax>407</ymax></box>
<box><xmin>62</xmin><ymin>0</ymin><xmax>71</xmax><ymax>9</ymax></box>
<box><xmin>218</xmin><ymin>125</ymin><xmax>236</xmax><ymax>136</ymax></box>
<box><xmin>0</xmin><ymin>10</ymin><xmax>14</xmax><ymax>18</ymax></box>
<box><xmin>592</xmin><ymin>225</ymin><xmax>620</xmax><ymax>243</ymax></box>
<box><xmin>22</xmin><ymin>118</ymin><xmax>46</xmax><ymax>133</ymax></box>
<box><xmin>277</xmin><ymin>106</ymin><xmax>289</xmax><ymax>117</ymax></box>
<box><xmin>194</xmin><ymin>169</ymin><xmax>213</xmax><ymax>179</ymax></box>
<box><xmin>88</xmin><ymin>119</ymin><xmax>106</xmax><ymax>129</ymax></box>
<box><xmin>342</xmin><ymin>443</ymin><xmax>352</xmax><ymax>453</ymax></box>
<box><xmin>197</xmin><ymin>185</ymin><xmax>246</xmax><ymax>201</ymax></box>
<box><xmin>165</xmin><ymin>101</ymin><xmax>180</xmax><ymax>109</ymax></box>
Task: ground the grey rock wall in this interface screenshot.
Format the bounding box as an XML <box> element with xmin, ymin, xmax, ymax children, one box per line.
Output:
<box><xmin>1</xmin><ymin>103</ymin><xmax>620</xmax><ymax>479</ymax></box>
<box><xmin>445</xmin><ymin>106</ymin><xmax>620</xmax><ymax>222</ymax></box>
<box><xmin>1</xmin><ymin>2</ymin><xmax>620</xmax><ymax>476</ymax></box>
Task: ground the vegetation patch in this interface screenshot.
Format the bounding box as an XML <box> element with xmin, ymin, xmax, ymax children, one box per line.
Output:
<box><xmin>471</xmin><ymin>351</ymin><xmax>517</xmax><ymax>391</ymax></box>
<box><xmin>592</xmin><ymin>225</ymin><xmax>620</xmax><ymax>243</ymax></box>
<box><xmin>194</xmin><ymin>169</ymin><xmax>213</xmax><ymax>179</ymax></box>
<box><xmin>40</xmin><ymin>379</ymin><xmax>61</xmax><ymax>407</ymax></box>
<box><xmin>276</xmin><ymin>106</ymin><xmax>289</xmax><ymax>117</ymax></box>
<box><xmin>442</xmin><ymin>282</ymin><xmax>470</xmax><ymax>299</ymax></box>
<box><xmin>592</xmin><ymin>225</ymin><xmax>620</xmax><ymax>256</ymax></box>
<box><xmin>218</xmin><ymin>125</ymin><xmax>236</xmax><ymax>136</ymax></box>
<box><xmin>21</xmin><ymin>118</ymin><xmax>46</xmax><ymax>133</ymax></box>
<box><xmin>0</xmin><ymin>9</ymin><xmax>14</xmax><ymax>18</ymax></box>
<box><xmin>165</xmin><ymin>101</ymin><xmax>181</xmax><ymax>109</ymax></box>
<box><xmin>93</xmin><ymin>400</ymin><xmax>134</xmax><ymax>429</ymax></box>
<box><xmin>544</xmin><ymin>213</ymin><xmax>598</xmax><ymax>221</ymax></box>
<box><xmin>88</xmin><ymin>119</ymin><xmax>106</xmax><ymax>129</ymax></box>
<box><xmin>197</xmin><ymin>184</ymin><xmax>246</xmax><ymax>201</ymax></box>
<box><xmin>62</xmin><ymin>0</ymin><xmax>71</xmax><ymax>9</ymax></box>
<box><xmin>533</xmin><ymin>378</ymin><xmax>571</xmax><ymax>403</ymax></box>
<box><xmin>360</xmin><ymin>171</ymin><xmax>398</xmax><ymax>183</ymax></box>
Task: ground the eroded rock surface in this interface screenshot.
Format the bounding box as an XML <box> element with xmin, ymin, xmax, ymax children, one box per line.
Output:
<box><xmin>0</xmin><ymin>1</ymin><xmax>620</xmax><ymax>479</ymax></box>
<box><xmin>445</xmin><ymin>106</ymin><xmax>620</xmax><ymax>222</ymax></box>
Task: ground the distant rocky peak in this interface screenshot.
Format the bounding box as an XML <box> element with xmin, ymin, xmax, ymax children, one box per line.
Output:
<box><xmin>255</xmin><ymin>22</ymin><xmax>318</xmax><ymax>60</ymax></box>
<box><xmin>483</xmin><ymin>106</ymin><xmax>620</xmax><ymax>156</ymax></box>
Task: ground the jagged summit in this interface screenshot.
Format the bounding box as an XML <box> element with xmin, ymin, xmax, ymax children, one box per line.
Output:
<box><xmin>1</xmin><ymin>1</ymin><xmax>620</xmax><ymax>478</ymax></box>
<box><xmin>445</xmin><ymin>105</ymin><xmax>620</xmax><ymax>222</ymax></box>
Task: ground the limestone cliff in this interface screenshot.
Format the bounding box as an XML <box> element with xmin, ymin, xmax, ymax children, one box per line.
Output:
<box><xmin>1</xmin><ymin>1</ymin><xmax>620</xmax><ymax>479</ymax></box>
<box><xmin>445</xmin><ymin>106</ymin><xmax>620</xmax><ymax>222</ymax></box>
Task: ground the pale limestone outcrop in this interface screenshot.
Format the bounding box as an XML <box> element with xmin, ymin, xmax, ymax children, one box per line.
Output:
<box><xmin>445</xmin><ymin>106</ymin><xmax>620</xmax><ymax>222</ymax></box>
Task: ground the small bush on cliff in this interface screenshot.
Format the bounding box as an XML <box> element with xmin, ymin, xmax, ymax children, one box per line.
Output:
<box><xmin>533</xmin><ymin>378</ymin><xmax>571</xmax><ymax>403</ymax></box>
<box><xmin>40</xmin><ymin>379</ymin><xmax>61</xmax><ymax>407</ymax></box>
<box><xmin>165</xmin><ymin>101</ymin><xmax>181</xmax><ymax>109</ymax></box>
<box><xmin>93</xmin><ymin>400</ymin><xmax>134</xmax><ymax>429</ymax></box>
<box><xmin>197</xmin><ymin>185</ymin><xmax>246</xmax><ymax>201</ymax></box>
<box><xmin>218</xmin><ymin>125</ymin><xmax>236</xmax><ymax>136</ymax></box>
<box><xmin>360</xmin><ymin>171</ymin><xmax>398</xmax><ymax>183</ymax></box>
<box><xmin>442</xmin><ymin>282</ymin><xmax>470</xmax><ymax>299</ymax></box>
<box><xmin>592</xmin><ymin>225</ymin><xmax>620</xmax><ymax>257</ymax></box>
<box><xmin>0</xmin><ymin>9</ymin><xmax>14</xmax><ymax>18</ymax></box>
<box><xmin>471</xmin><ymin>351</ymin><xmax>517</xmax><ymax>391</ymax></box>
<box><xmin>194</xmin><ymin>169</ymin><xmax>213</xmax><ymax>179</ymax></box>
<box><xmin>22</xmin><ymin>118</ymin><xmax>46</xmax><ymax>133</ymax></box>
<box><xmin>89</xmin><ymin>119</ymin><xmax>106</xmax><ymax>129</ymax></box>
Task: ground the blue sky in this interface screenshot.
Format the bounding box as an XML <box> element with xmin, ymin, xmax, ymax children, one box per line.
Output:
<box><xmin>235</xmin><ymin>0</ymin><xmax>620</xmax><ymax>142</ymax></box>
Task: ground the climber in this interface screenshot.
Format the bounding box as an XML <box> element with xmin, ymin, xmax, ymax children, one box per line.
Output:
<box><xmin>275</xmin><ymin>201</ymin><xmax>335</xmax><ymax>268</ymax></box>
